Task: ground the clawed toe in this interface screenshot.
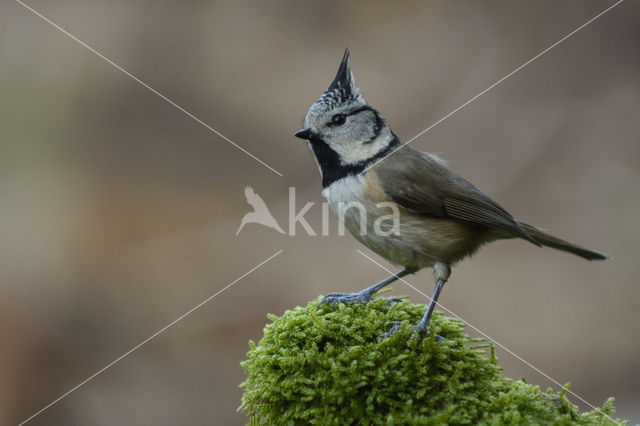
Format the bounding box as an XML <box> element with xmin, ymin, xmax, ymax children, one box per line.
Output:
<box><xmin>318</xmin><ymin>291</ymin><xmax>373</xmax><ymax>308</ymax></box>
<box><xmin>378</xmin><ymin>321</ymin><xmax>403</xmax><ymax>340</ymax></box>
<box><xmin>378</xmin><ymin>321</ymin><xmax>448</xmax><ymax>341</ymax></box>
<box><xmin>412</xmin><ymin>324</ymin><xmax>448</xmax><ymax>341</ymax></box>
<box><xmin>384</xmin><ymin>297</ymin><xmax>404</xmax><ymax>305</ymax></box>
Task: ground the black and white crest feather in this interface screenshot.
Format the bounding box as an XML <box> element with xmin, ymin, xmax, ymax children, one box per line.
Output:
<box><xmin>317</xmin><ymin>49</ymin><xmax>362</xmax><ymax>109</ymax></box>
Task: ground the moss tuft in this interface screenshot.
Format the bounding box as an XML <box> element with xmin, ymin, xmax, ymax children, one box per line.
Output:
<box><xmin>240</xmin><ymin>297</ymin><xmax>625</xmax><ymax>425</ymax></box>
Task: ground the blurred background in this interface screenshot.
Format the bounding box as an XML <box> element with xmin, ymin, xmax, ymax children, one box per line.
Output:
<box><xmin>1</xmin><ymin>0</ymin><xmax>638</xmax><ymax>424</ymax></box>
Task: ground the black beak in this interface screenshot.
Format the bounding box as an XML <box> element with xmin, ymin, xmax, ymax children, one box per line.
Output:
<box><xmin>294</xmin><ymin>128</ymin><xmax>313</xmax><ymax>140</ymax></box>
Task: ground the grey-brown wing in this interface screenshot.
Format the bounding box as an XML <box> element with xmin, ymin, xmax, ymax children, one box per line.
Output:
<box><xmin>376</xmin><ymin>147</ymin><xmax>538</xmax><ymax>244</ymax></box>
<box><xmin>375</xmin><ymin>152</ymin><xmax>447</xmax><ymax>217</ymax></box>
<box><xmin>443</xmin><ymin>176</ymin><xmax>538</xmax><ymax>244</ymax></box>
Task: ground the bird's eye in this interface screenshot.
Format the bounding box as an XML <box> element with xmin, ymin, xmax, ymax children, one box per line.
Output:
<box><xmin>330</xmin><ymin>114</ymin><xmax>346</xmax><ymax>126</ymax></box>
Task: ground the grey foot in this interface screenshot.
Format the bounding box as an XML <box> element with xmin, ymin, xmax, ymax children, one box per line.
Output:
<box><xmin>378</xmin><ymin>321</ymin><xmax>404</xmax><ymax>340</ymax></box>
<box><xmin>378</xmin><ymin>321</ymin><xmax>447</xmax><ymax>341</ymax></box>
<box><xmin>318</xmin><ymin>291</ymin><xmax>374</xmax><ymax>308</ymax></box>
<box><xmin>318</xmin><ymin>291</ymin><xmax>403</xmax><ymax>308</ymax></box>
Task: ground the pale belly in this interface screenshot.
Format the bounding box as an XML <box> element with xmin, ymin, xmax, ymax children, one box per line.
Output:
<box><xmin>322</xmin><ymin>175</ymin><xmax>489</xmax><ymax>270</ymax></box>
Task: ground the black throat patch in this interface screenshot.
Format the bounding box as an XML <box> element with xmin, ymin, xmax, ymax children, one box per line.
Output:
<box><xmin>308</xmin><ymin>135</ymin><xmax>401</xmax><ymax>188</ymax></box>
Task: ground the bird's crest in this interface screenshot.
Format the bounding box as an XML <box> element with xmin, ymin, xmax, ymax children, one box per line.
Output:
<box><xmin>316</xmin><ymin>49</ymin><xmax>362</xmax><ymax>109</ymax></box>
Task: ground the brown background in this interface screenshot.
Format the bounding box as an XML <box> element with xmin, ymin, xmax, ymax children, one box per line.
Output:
<box><xmin>1</xmin><ymin>0</ymin><xmax>638</xmax><ymax>424</ymax></box>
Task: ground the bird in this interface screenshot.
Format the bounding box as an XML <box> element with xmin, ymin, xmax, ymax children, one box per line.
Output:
<box><xmin>236</xmin><ymin>186</ymin><xmax>285</xmax><ymax>236</ymax></box>
<box><xmin>294</xmin><ymin>49</ymin><xmax>608</xmax><ymax>339</ymax></box>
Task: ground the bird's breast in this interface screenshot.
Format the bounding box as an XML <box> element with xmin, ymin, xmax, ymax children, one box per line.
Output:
<box><xmin>321</xmin><ymin>172</ymin><xmax>489</xmax><ymax>269</ymax></box>
<box><xmin>322</xmin><ymin>173</ymin><xmax>418</xmax><ymax>266</ymax></box>
<box><xmin>323</xmin><ymin>174</ymin><xmax>366</xmax><ymax>205</ymax></box>
<box><xmin>322</xmin><ymin>173</ymin><xmax>391</xmax><ymax>216</ymax></box>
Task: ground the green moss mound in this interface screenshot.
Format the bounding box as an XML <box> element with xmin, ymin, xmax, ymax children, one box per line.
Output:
<box><xmin>240</xmin><ymin>297</ymin><xmax>624</xmax><ymax>425</ymax></box>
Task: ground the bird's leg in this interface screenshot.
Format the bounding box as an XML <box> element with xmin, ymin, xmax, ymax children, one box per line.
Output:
<box><xmin>413</xmin><ymin>262</ymin><xmax>451</xmax><ymax>339</ymax></box>
<box><xmin>412</xmin><ymin>279</ymin><xmax>447</xmax><ymax>338</ymax></box>
<box><xmin>319</xmin><ymin>268</ymin><xmax>413</xmax><ymax>307</ymax></box>
<box><xmin>380</xmin><ymin>262</ymin><xmax>451</xmax><ymax>340</ymax></box>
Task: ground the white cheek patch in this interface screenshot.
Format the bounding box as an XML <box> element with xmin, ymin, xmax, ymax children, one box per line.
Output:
<box><xmin>327</xmin><ymin>126</ymin><xmax>393</xmax><ymax>166</ymax></box>
<box><xmin>337</xmin><ymin>140</ymin><xmax>384</xmax><ymax>165</ymax></box>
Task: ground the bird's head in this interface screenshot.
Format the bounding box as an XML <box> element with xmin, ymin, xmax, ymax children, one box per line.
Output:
<box><xmin>295</xmin><ymin>50</ymin><xmax>394</xmax><ymax>167</ymax></box>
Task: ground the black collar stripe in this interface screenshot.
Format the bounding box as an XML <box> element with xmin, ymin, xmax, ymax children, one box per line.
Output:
<box><xmin>309</xmin><ymin>136</ymin><xmax>401</xmax><ymax>188</ymax></box>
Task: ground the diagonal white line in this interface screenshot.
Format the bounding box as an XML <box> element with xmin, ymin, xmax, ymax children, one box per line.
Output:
<box><xmin>18</xmin><ymin>249</ymin><xmax>284</xmax><ymax>426</ymax></box>
<box><xmin>356</xmin><ymin>249</ymin><xmax>621</xmax><ymax>425</ymax></box>
<box><xmin>361</xmin><ymin>0</ymin><xmax>625</xmax><ymax>175</ymax></box>
<box><xmin>14</xmin><ymin>0</ymin><xmax>284</xmax><ymax>177</ymax></box>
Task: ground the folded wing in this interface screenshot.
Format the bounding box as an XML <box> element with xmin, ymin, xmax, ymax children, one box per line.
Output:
<box><xmin>376</xmin><ymin>147</ymin><xmax>539</xmax><ymax>245</ymax></box>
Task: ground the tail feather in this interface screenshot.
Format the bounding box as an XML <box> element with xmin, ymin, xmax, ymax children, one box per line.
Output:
<box><xmin>518</xmin><ymin>222</ymin><xmax>610</xmax><ymax>261</ymax></box>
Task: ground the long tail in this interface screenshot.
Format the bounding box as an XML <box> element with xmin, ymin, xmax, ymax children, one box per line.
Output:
<box><xmin>518</xmin><ymin>222</ymin><xmax>610</xmax><ymax>261</ymax></box>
